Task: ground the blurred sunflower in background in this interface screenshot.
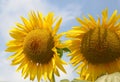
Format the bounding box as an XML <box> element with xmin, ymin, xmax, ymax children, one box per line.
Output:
<box><xmin>65</xmin><ymin>9</ymin><xmax>120</xmax><ymax>81</ymax></box>
<box><xmin>6</xmin><ymin>12</ymin><xmax>66</xmax><ymax>82</ymax></box>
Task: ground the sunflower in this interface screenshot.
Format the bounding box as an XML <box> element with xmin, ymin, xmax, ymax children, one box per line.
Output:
<box><xmin>65</xmin><ymin>9</ymin><xmax>120</xmax><ymax>81</ymax></box>
<box><xmin>6</xmin><ymin>12</ymin><xmax>66</xmax><ymax>82</ymax></box>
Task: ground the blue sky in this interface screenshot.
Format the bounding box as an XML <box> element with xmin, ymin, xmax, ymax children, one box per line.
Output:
<box><xmin>0</xmin><ymin>0</ymin><xmax>120</xmax><ymax>82</ymax></box>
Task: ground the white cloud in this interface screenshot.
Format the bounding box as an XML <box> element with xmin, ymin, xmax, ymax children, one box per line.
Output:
<box><xmin>56</xmin><ymin>4</ymin><xmax>82</xmax><ymax>23</ymax></box>
<box><xmin>0</xmin><ymin>51</ymin><xmax>29</xmax><ymax>82</ymax></box>
<box><xmin>0</xmin><ymin>0</ymin><xmax>81</xmax><ymax>82</ymax></box>
<box><xmin>0</xmin><ymin>0</ymin><xmax>49</xmax><ymax>41</ymax></box>
<box><xmin>0</xmin><ymin>0</ymin><xmax>82</xmax><ymax>41</ymax></box>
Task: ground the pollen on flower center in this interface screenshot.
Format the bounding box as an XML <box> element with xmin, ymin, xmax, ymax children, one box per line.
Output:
<box><xmin>81</xmin><ymin>27</ymin><xmax>120</xmax><ymax>64</ymax></box>
<box><xmin>23</xmin><ymin>29</ymin><xmax>54</xmax><ymax>64</ymax></box>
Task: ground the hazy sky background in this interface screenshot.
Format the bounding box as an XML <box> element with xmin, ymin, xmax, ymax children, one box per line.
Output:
<box><xmin>0</xmin><ymin>0</ymin><xmax>120</xmax><ymax>82</ymax></box>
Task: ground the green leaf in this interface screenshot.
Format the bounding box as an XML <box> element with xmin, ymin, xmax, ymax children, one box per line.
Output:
<box><xmin>60</xmin><ymin>79</ymin><xmax>91</xmax><ymax>82</ymax></box>
<box><xmin>60</xmin><ymin>79</ymin><xmax>69</xmax><ymax>82</ymax></box>
<box><xmin>57</xmin><ymin>48</ymin><xmax>63</xmax><ymax>58</ymax></box>
<box><xmin>62</xmin><ymin>48</ymin><xmax>71</xmax><ymax>52</ymax></box>
<box><xmin>56</xmin><ymin>47</ymin><xmax>71</xmax><ymax>58</ymax></box>
<box><xmin>71</xmin><ymin>79</ymin><xmax>91</xmax><ymax>82</ymax></box>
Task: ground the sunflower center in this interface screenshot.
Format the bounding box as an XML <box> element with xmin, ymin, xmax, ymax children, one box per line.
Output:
<box><xmin>81</xmin><ymin>27</ymin><xmax>120</xmax><ymax>64</ymax></box>
<box><xmin>23</xmin><ymin>29</ymin><xmax>54</xmax><ymax>64</ymax></box>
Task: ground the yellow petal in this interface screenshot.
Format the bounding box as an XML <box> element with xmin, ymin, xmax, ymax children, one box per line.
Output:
<box><xmin>108</xmin><ymin>10</ymin><xmax>117</xmax><ymax>26</ymax></box>
<box><xmin>16</xmin><ymin>23</ymin><xmax>29</xmax><ymax>32</ymax></box>
<box><xmin>85</xmin><ymin>73</ymin><xmax>90</xmax><ymax>80</ymax></box>
<box><xmin>75</xmin><ymin>62</ymin><xmax>86</xmax><ymax>71</ymax></box>
<box><xmin>11</xmin><ymin>54</ymin><xmax>24</xmax><ymax>65</ymax></box>
<box><xmin>9</xmin><ymin>32</ymin><xmax>25</xmax><ymax>40</ymax></box>
<box><xmin>71</xmin><ymin>55</ymin><xmax>83</xmax><ymax>66</ymax></box>
<box><xmin>6</xmin><ymin>45</ymin><xmax>22</xmax><ymax>52</ymax></box>
<box><xmin>16</xmin><ymin>58</ymin><xmax>28</xmax><ymax>72</ymax></box>
<box><xmin>43</xmin><ymin>65</ymin><xmax>47</xmax><ymax>80</ymax></box>
<box><xmin>37</xmin><ymin>65</ymin><xmax>42</xmax><ymax>82</ymax></box>
<box><xmin>8</xmin><ymin>50</ymin><xmax>23</xmax><ymax>59</ymax></box>
<box><xmin>28</xmin><ymin>12</ymin><xmax>39</xmax><ymax>29</ymax></box>
<box><xmin>77</xmin><ymin>17</ymin><xmax>89</xmax><ymax>27</ymax></box>
<box><xmin>24</xmin><ymin>61</ymin><xmax>32</xmax><ymax>79</ymax></box>
<box><xmin>45</xmin><ymin>12</ymin><xmax>54</xmax><ymax>25</ymax></box>
<box><xmin>66</xmin><ymin>27</ymin><xmax>86</xmax><ymax>38</ymax></box>
<box><xmin>21</xmin><ymin>16</ymin><xmax>33</xmax><ymax>31</ymax></box>
<box><xmin>10</xmin><ymin>28</ymin><xmax>27</xmax><ymax>36</ymax></box>
<box><xmin>6</xmin><ymin>40</ymin><xmax>23</xmax><ymax>46</ymax></box>
<box><xmin>72</xmin><ymin>26</ymin><xmax>81</xmax><ymax>29</ymax></box>
<box><xmin>37</xmin><ymin>12</ymin><xmax>43</xmax><ymax>28</ymax></box>
<box><xmin>24</xmin><ymin>72</ymin><xmax>29</xmax><ymax>79</ymax></box>
<box><xmin>55</xmin><ymin>59</ymin><xmax>66</xmax><ymax>73</ymax></box>
<box><xmin>102</xmin><ymin>8</ymin><xmax>108</xmax><ymax>25</ymax></box>
<box><xmin>54</xmin><ymin>32</ymin><xmax>65</xmax><ymax>40</ymax></box>
<box><xmin>97</xmin><ymin>16</ymin><xmax>100</xmax><ymax>26</ymax></box>
<box><xmin>88</xmin><ymin>14</ymin><xmax>96</xmax><ymax>24</ymax></box>
<box><xmin>54</xmin><ymin>68</ymin><xmax>60</xmax><ymax>76</ymax></box>
<box><xmin>52</xmin><ymin>18</ymin><xmax>62</xmax><ymax>36</ymax></box>
<box><xmin>21</xmin><ymin>64</ymin><xmax>28</xmax><ymax>76</ymax></box>
<box><xmin>55</xmin><ymin>54</ymin><xmax>67</xmax><ymax>65</ymax></box>
<box><xmin>30</xmin><ymin>64</ymin><xmax>37</xmax><ymax>81</ymax></box>
<box><xmin>47</xmin><ymin>62</ymin><xmax>53</xmax><ymax>80</ymax></box>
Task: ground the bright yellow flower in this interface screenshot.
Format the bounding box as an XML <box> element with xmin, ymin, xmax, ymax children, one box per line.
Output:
<box><xmin>65</xmin><ymin>9</ymin><xmax>120</xmax><ymax>81</ymax></box>
<box><xmin>6</xmin><ymin>12</ymin><xmax>66</xmax><ymax>82</ymax></box>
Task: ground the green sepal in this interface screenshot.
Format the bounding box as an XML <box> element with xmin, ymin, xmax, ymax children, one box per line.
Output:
<box><xmin>56</xmin><ymin>47</ymin><xmax>71</xmax><ymax>58</ymax></box>
<box><xmin>57</xmin><ymin>48</ymin><xmax>63</xmax><ymax>58</ymax></box>
<box><xmin>62</xmin><ymin>48</ymin><xmax>71</xmax><ymax>52</ymax></box>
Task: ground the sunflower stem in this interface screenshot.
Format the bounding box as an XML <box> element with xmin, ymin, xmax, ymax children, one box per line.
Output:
<box><xmin>51</xmin><ymin>73</ymin><xmax>55</xmax><ymax>82</ymax></box>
